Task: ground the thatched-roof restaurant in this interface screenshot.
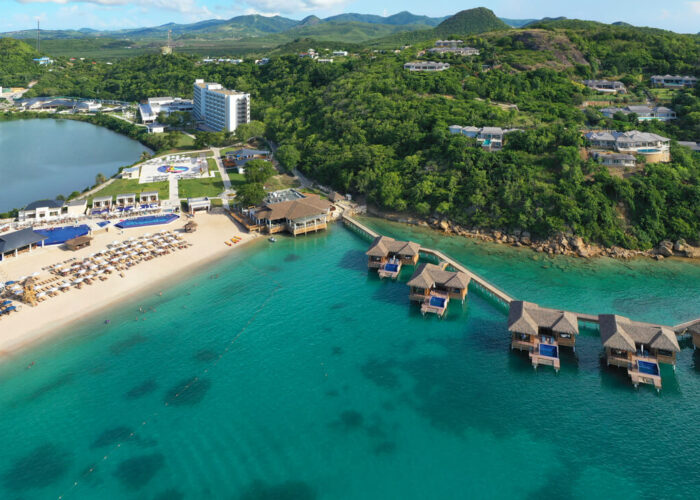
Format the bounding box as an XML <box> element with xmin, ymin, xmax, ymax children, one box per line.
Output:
<box><xmin>366</xmin><ymin>236</ymin><xmax>420</xmax><ymax>279</ymax></box>
<box><xmin>407</xmin><ymin>263</ymin><xmax>469</xmax><ymax>317</ymax></box>
<box><xmin>599</xmin><ymin>314</ymin><xmax>680</xmax><ymax>390</ymax></box>
<box><xmin>508</xmin><ymin>301</ymin><xmax>579</xmax><ymax>371</ymax></box>
<box><xmin>251</xmin><ymin>194</ymin><xmax>332</xmax><ymax>236</ymax></box>
<box><xmin>65</xmin><ymin>235</ymin><xmax>92</xmax><ymax>251</ymax></box>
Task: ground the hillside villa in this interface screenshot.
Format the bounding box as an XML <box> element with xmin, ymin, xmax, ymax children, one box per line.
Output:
<box><xmin>591</xmin><ymin>151</ymin><xmax>636</xmax><ymax>168</ymax></box>
<box><xmin>650</xmin><ymin>75</ymin><xmax>698</xmax><ymax>88</ymax></box>
<box><xmin>508</xmin><ymin>301</ymin><xmax>579</xmax><ymax>372</ymax></box>
<box><xmin>428</xmin><ymin>40</ymin><xmax>479</xmax><ymax>56</ymax></box>
<box><xmin>407</xmin><ymin>263</ymin><xmax>470</xmax><ymax>317</ymax></box>
<box><xmin>366</xmin><ymin>236</ymin><xmax>420</xmax><ymax>279</ymax></box>
<box><xmin>600</xmin><ymin>105</ymin><xmax>676</xmax><ymax>121</ymax></box>
<box><xmin>404</xmin><ymin>61</ymin><xmax>450</xmax><ymax>72</ymax></box>
<box><xmin>599</xmin><ymin>314</ymin><xmax>680</xmax><ymax>391</ymax></box>
<box><xmin>584</xmin><ymin>130</ymin><xmax>671</xmax><ymax>162</ymax></box>
<box><xmin>448</xmin><ymin>125</ymin><xmax>520</xmax><ymax>151</ymax></box>
<box><xmin>583</xmin><ymin>79</ymin><xmax>627</xmax><ymax>94</ymax></box>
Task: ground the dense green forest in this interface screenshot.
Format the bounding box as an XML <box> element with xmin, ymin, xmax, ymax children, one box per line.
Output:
<box><xmin>1</xmin><ymin>18</ymin><xmax>699</xmax><ymax>249</ymax></box>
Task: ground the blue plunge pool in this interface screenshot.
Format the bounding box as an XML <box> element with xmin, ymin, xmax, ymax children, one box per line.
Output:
<box><xmin>384</xmin><ymin>263</ymin><xmax>399</xmax><ymax>272</ymax></box>
<box><xmin>539</xmin><ymin>344</ymin><xmax>558</xmax><ymax>358</ymax></box>
<box><xmin>429</xmin><ymin>296</ymin><xmax>446</xmax><ymax>308</ymax></box>
<box><xmin>637</xmin><ymin>360</ymin><xmax>660</xmax><ymax>375</ymax></box>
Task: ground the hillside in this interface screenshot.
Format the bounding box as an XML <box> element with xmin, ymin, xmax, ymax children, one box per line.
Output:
<box><xmin>435</xmin><ymin>8</ymin><xmax>510</xmax><ymax>35</ymax></box>
<box><xmin>368</xmin><ymin>8</ymin><xmax>511</xmax><ymax>47</ymax></box>
<box><xmin>0</xmin><ymin>38</ymin><xmax>43</xmax><ymax>87</ymax></box>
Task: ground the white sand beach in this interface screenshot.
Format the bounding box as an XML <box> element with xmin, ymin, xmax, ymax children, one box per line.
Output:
<box><xmin>0</xmin><ymin>211</ymin><xmax>257</xmax><ymax>358</ymax></box>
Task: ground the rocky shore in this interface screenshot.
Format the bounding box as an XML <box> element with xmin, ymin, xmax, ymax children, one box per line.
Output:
<box><xmin>367</xmin><ymin>209</ymin><xmax>699</xmax><ymax>261</ymax></box>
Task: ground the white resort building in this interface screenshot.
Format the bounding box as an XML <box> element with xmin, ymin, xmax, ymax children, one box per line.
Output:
<box><xmin>584</xmin><ymin>131</ymin><xmax>671</xmax><ymax>163</ymax></box>
<box><xmin>404</xmin><ymin>61</ymin><xmax>450</xmax><ymax>72</ymax></box>
<box><xmin>139</xmin><ymin>97</ymin><xmax>193</xmax><ymax>124</ymax></box>
<box><xmin>193</xmin><ymin>79</ymin><xmax>250</xmax><ymax>132</ymax></box>
<box><xmin>600</xmin><ymin>105</ymin><xmax>676</xmax><ymax>121</ymax></box>
<box><xmin>650</xmin><ymin>75</ymin><xmax>698</xmax><ymax>88</ymax></box>
<box><xmin>18</xmin><ymin>199</ymin><xmax>87</xmax><ymax>223</ymax></box>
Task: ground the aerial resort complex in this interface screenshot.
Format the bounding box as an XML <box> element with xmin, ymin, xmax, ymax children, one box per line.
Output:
<box><xmin>599</xmin><ymin>314</ymin><xmax>680</xmax><ymax>391</ymax></box>
<box><xmin>407</xmin><ymin>263</ymin><xmax>470</xmax><ymax>317</ymax></box>
<box><xmin>508</xmin><ymin>301</ymin><xmax>580</xmax><ymax>372</ymax></box>
<box><xmin>365</xmin><ymin>236</ymin><xmax>420</xmax><ymax>279</ymax></box>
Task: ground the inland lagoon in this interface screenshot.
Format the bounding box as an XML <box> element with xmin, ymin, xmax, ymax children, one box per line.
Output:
<box><xmin>0</xmin><ymin>119</ymin><xmax>150</xmax><ymax>212</ymax></box>
<box><xmin>1</xmin><ymin>220</ymin><xmax>700</xmax><ymax>499</ymax></box>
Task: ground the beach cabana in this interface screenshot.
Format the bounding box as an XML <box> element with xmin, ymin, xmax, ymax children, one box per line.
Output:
<box><xmin>184</xmin><ymin>221</ymin><xmax>198</xmax><ymax>233</ymax></box>
<box><xmin>92</xmin><ymin>196</ymin><xmax>113</xmax><ymax>212</ymax></box>
<box><xmin>65</xmin><ymin>235</ymin><xmax>93</xmax><ymax>251</ymax></box>
<box><xmin>140</xmin><ymin>191</ymin><xmax>159</xmax><ymax>204</ymax></box>
<box><xmin>187</xmin><ymin>197</ymin><xmax>211</xmax><ymax>214</ymax></box>
<box><xmin>116</xmin><ymin>193</ymin><xmax>137</xmax><ymax>208</ymax></box>
<box><xmin>599</xmin><ymin>314</ymin><xmax>680</xmax><ymax>391</ymax></box>
<box><xmin>508</xmin><ymin>301</ymin><xmax>579</xmax><ymax>371</ymax></box>
<box><xmin>407</xmin><ymin>263</ymin><xmax>470</xmax><ymax>317</ymax></box>
<box><xmin>366</xmin><ymin>236</ymin><xmax>420</xmax><ymax>279</ymax></box>
<box><xmin>0</xmin><ymin>228</ymin><xmax>48</xmax><ymax>262</ymax></box>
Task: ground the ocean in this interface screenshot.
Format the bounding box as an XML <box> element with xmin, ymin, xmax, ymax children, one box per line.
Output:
<box><xmin>0</xmin><ymin>219</ymin><xmax>699</xmax><ymax>499</ymax></box>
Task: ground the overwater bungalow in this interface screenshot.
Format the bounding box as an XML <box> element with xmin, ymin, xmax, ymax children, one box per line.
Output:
<box><xmin>508</xmin><ymin>301</ymin><xmax>579</xmax><ymax>372</ymax></box>
<box><xmin>407</xmin><ymin>263</ymin><xmax>469</xmax><ymax>317</ymax></box>
<box><xmin>365</xmin><ymin>236</ymin><xmax>420</xmax><ymax>279</ymax></box>
<box><xmin>599</xmin><ymin>314</ymin><xmax>680</xmax><ymax>391</ymax></box>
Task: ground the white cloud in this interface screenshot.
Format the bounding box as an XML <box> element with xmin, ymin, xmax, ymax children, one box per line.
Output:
<box><xmin>687</xmin><ymin>1</ymin><xmax>700</xmax><ymax>15</ymax></box>
<box><xmin>16</xmin><ymin>0</ymin><xmax>210</xmax><ymax>15</ymax></box>
<box><xmin>242</xmin><ymin>0</ymin><xmax>350</xmax><ymax>14</ymax></box>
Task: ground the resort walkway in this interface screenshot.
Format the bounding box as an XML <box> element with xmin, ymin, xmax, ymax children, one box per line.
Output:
<box><xmin>169</xmin><ymin>176</ymin><xmax>179</xmax><ymax>202</ymax></box>
<box><xmin>210</xmin><ymin>147</ymin><xmax>232</xmax><ymax>192</ymax></box>
<box><xmin>76</xmin><ymin>178</ymin><xmax>117</xmax><ymax>201</ymax></box>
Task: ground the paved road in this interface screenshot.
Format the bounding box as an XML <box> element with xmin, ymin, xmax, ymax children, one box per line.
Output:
<box><xmin>210</xmin><ymin>147</ymin><xmax>232</xmax><ymax>193</ymax></box>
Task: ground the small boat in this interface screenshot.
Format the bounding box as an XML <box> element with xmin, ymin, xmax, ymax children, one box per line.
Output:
<box><xmin>268</xmin><ymin>237</ymin><xmax>277</xmax><ymax>243</ymax></box>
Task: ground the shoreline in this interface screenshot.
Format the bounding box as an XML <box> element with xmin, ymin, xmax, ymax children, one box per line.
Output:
<box><xmin>0</xmin><ymin>211</ymin><xmax>259</xmax><ymax>360</ymax></box>
<box><xmin>365</xmin><ymin>207</ymin><xmax>700</xmax><ymax>262</ymax></box>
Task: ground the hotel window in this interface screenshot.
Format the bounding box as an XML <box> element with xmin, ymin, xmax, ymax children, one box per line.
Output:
<box><xmin>657</xmin><ymin>349</ymin><xmax>674</xmax><ymax>357</ymax></box>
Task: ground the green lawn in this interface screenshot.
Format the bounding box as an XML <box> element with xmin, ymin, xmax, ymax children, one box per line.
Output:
<box><xmin>264</xmin><ymin>174</ymin><xmax>301</xmax><ymax>192</ymax></box>
<box><xmin>179</xmin><ymin>173</ymin><xmax>225</xmax><ymax>198</ymax></box>
<box><xmin>175</xmin><ymin>133</ymin><xmax>195</xmax><ymax>148</ymax></box>
<box><xmin>227</xmin><ymin>172</ymin><xmax>246</xmax><ymax>188</ymax></box>
<box><xmin>649</xmin><ymin>88</ymin><xmax>677</xmax><ymax>102</ymax></box>
<box><xmin>87</xmin><ymin>179</ymin><xmax>170</xmax><ymax>205</ymax></box>
<box><xmin>207</xmin><ymin>158</ymin><xmax>218</xmax><ymax>171</ymax></box>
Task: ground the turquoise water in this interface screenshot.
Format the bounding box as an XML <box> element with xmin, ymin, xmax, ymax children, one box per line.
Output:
<box><xmin>1</xmin><ymin>222</ymin><xmax>700</xmax><ymax>499</ymax></box>
<box><xmin>0</xmin><ymin>119</ymin><xmax>150</xmax><ymax>212</ymax></box>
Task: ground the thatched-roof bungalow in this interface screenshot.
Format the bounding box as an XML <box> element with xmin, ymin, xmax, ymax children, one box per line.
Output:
<box><xmin>508</xmin><ymin>301</ymin><xmax>579</xmax><ymax>371</ymax></box>
<box><xmin>366</xmin><ymin>236</ymin><xmax>420</xmax><ymax>279</ymax></box>
<box><xmin>599</xmin><ymin>314</ymin><xmax>680</xmax><ymax>390</ymax></box>
<box><xmin>407</xmin><ymin>263</ymin><xmax>470</xmax><ymax>316</ymax></box>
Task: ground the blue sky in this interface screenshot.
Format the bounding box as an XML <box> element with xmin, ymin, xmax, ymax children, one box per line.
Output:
<box><xmin>3</xmin><ymin>0</ymin><xmax>700</xmax><ymax>33</ymax></box>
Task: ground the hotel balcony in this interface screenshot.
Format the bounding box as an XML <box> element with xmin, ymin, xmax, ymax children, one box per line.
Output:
<box><xmin>420</xmin><ymin>292</ymin><xmax>450</xmax><ymax>317</ymax></box>
<box><xmin>529</xmin><ymin>340</ymin><xmax>561</xmax><ymax>372</ymax></box>
<box><xmin>627</xmin><ymin>355</ymin><xmax>662</xmax><ymax>391</ymax></box>
<box><xmin>377</xmin><ymin>259</ymin><xmax>401</xmax><ymax>279</ymax></box>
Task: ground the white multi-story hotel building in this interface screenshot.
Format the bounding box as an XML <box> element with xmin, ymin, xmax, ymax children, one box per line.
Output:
<box><xmin>193</xmin><ymin>79</ymin><xmax>250</xmax><ymax>132</ymax></box>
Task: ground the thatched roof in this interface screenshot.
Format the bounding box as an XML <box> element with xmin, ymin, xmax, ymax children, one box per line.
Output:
<box><xmin>255</xmin><ymin>194</ymin><xmax>332</xmax><ymax>222</ymax></box>
<box><xmin>406</xmin><ymin>263</ymin><xmax>470</xmax><ymax>290</ymax></box>
<box><xmin>184</xmin><ymin>221</ymin><xmax>198</xmax><ymax>229</ymax></box>
<box><xmin>508</xmin><ymin>301</ymin><xmax>579</xmax><ymax>336</ymax></box>
<box><xmin>599</xmin><ymin>314</ymin><xmax>679</xmax><ymax>353</ymax></box>
<box><xmin>366</xmin><ymin>236</ymin><xmax>421</xmax><ymax>258</ymax></box>
<box><xmin>66</xmin><ymin>236</ymin><xmax>92</xmax><ymax>247</ymax></box>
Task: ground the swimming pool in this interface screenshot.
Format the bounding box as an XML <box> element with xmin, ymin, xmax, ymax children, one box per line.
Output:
<box><xmin>157</xmin><ymin>165</ymin><xmax>189</xmax><ymax>174</ymax></box>
<box><xmin>35</xmin><ymin>224</ymin><xmax>90</xmax><ymax>245</ymax></box>
<box><xmin>384</xmin><ymin>263</ymin><xmax>399</xmax><ymax>273</ymax></box>
<box><xmin>539</xmin><ymin>344</ymin><xmax>558</xmax><ymax>358</ymax></box>
<box><xmin>637</xmin><ymin>148</ymin><xmax>660</xmax><ymax>153</ymax></box>
<box><xmin>637</xmin><ymin>360</ymin><xmax>660</xmax><ymax>375</ymax></box>
<box><xmin>429</xmin><ymin>296</ymin><xmax>446</xmax><ymax>308</ymax></box>
<box><xmin>114</xmin><ymin>214</ymin><xmax>179</xmax><ymax>229</ymax></box>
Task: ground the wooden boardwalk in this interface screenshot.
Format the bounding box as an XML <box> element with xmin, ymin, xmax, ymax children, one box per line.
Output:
<box><xmin>341</xmin><ymin>215</ymin><xmax>697</xmax><ymax>330</ymax></box>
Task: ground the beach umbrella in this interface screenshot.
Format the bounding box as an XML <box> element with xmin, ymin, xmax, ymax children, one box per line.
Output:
<box><xmin>74</xmin><ymin>278</ymin><xmax>84</xmax><ymax>284</ymax></box>
<box><xmin>32</xmin><ymin>271</ymin><xmax>40</xmax><ymax>277</ymax></box>
<box><xmin>19</xmin><ymin>276</ymin><xmax>27</xmax><ymax>281</ymax></box>
<box><xmin>37</xmin><ymin>292</ymin><xmax>46</xmax><ymax>298</ymax></box>
<box><xmin>60</xmin><ymin>283</ymin><xmax>70</xmax><ymax>288</ymax></box>
<box><xmin>48</xmin><ymin>287</ymin><xmax>58</xmax><ymax>293</ymax></box>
